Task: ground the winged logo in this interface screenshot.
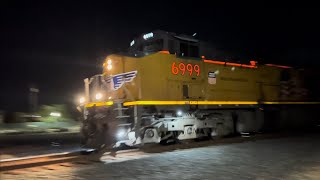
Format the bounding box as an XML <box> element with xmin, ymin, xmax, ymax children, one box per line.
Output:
<box><xmin>107</xmin><ymin>71</ymin><xmax>138</xmax><ymax>90</ymax></box>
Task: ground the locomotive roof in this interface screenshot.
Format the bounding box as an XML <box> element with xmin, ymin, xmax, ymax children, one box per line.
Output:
<box><xmin>114</xmin><ymin>30</ymin><xmax>293</xmax><ymax>69</ymax></box>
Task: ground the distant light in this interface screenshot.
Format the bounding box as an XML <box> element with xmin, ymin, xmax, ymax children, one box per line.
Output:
<box><xmin>27</xmin><ymin>124</ymin><xmax>38</xmax><ymax>127</ymax></box>
<box><xmin>50</xmin><ymin>112</ymin><xmax>61</xmax><ymax>117</ymax></box>
<box><xmin>21</xmin><ymin>115</ymin><xmax>41</xmax><ymax>118</ymax></box>
<box><xmin>108</xmin><ymin>96</ymin><xmax>112</xmax><ymax>100</ymax></box>
<box><xmin>231</xmin><ymin>66</ymin><xmax>235</xmax><ymax>71</ymax></box>
<box><xmin>215</xmin><ymin>70</ymin><xmax>220</xmax><ymax>75</ymax></box>
<box><xmin>130</xmin><ymin>40</ymin><xmax>135</xmax><ymax>46</ymax></box>
<box><xmin>30</xmin><ymin>88</ymin><xmax>39</xmax><ymax>93</ymax></box>
<box><xmin>143</xmin><ymin>32</ymin><xmax>153</xmax><ymax>40</ymax></box>
<box><xmin>107</xmin><ymin>65</ymin><xmax>112</xmax><ymax>70</ymax></box>
<box><xmin>107</xmin><ymin>59</ymin><xmax>112</xmax><ymax>65</ymax></box>
<box><xmin>192</xmin><ymin>33</ymin><xmax>197</xmax><ymax>37</ymax></box>
<box><xmin>250</xmin><ymin>60</ymin><xmax>257</xmax><ymax>66</ymax></box>
<box><xmin>177</xmin><ymin>110</ymin><xmax>183</xmax><ymax>116</ymax></box>
<box><xmin>79</xmin><ymin>97</ymin><xmax>85</xmax><ymax>104</ymax></box>
<box><xmin>95</xmin><ymin>93</ymin><xmax>103</xmax><ymax>100</ymax></box>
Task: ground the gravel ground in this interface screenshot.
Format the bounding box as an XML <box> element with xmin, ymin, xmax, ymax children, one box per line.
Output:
<box><xmin>2</xmin><ymin>134</ymin><xmax>320</xmax><ymax>180</ymax></box>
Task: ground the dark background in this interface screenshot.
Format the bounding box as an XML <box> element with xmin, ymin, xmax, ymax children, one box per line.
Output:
<box><xmin>1</xmin><ymin>1</ymin><xmax>320</xmax><ymax>111</ymax></box>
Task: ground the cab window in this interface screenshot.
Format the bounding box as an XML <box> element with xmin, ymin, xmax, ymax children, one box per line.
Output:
<box><xmin>179</xmin><ymin>42</ymin><xmax>199</xmax><ymax>58</ymax></box>
<box><xmin>141</xmin><ymin>39</ymin><xmax>164</xmax><ymax>52</ymax></box>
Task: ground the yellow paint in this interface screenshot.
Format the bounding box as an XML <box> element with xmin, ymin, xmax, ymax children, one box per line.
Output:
<box><xmin>85</xmin><ymin>101</ymin><xmax>114</xmax><ymax>108</ymax></box>
<box><xmin>85</xmin><ymin>101</ymin><xmax>320</xmax><ymax>107</ymax></box>
<box><xmin>124</xmin><ymin>101</ymin><xmax>198</xmax><ymax>106</ymax></box>
<box><xmin>196</xmin><ymin>101</ymin><xmax>258</xmax><ymax>105</ymax></box>
<box><xmin>123</xmin><ymin>100</ymin><xmax>320</xmax><ymax>106</ymax></box>
<box><xmin>123</xmin><ymin>101</ymin><xmax>258</xmax><ymax>106</ymax></box>
<box><xmin>95</xmin><ymin>52</ymin><xmax>314</xmax><ymax>104</ymax></box>
<box><xmin>263</xmin><ymin>101</ymin><xmax>320</xmax><ymax>105</ymax></box>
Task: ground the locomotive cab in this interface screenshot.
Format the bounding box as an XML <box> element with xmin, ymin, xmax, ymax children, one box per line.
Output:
<box><xmin>83</xmin><ymin>30</ymin><xmax>208</xmax><ymax>105</ymax></box>
<box><xmin>128</xmin><ymin>30</ymin><xmax>214</xmax><ymax>59</ymax></box>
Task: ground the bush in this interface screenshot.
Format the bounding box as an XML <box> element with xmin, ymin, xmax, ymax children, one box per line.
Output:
<box><xmin>37</xmin><ymin>104</ymin><xmax>74</xmax><ymax>122</ymax></box>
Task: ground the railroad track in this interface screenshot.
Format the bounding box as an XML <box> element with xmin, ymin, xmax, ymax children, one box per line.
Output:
<box><xmin>0</xmin><ymin>148</ymin><xmax>141</xmax><ymax>172</ymax></box>
<box><xmin>0</xmin><ymin>132</ymin><xmax>294</xmax><ymax>173</ymax></box>
<box><xmin>0</xmin><ymin>149</ymin><xmax>86</xmax><ymax>171</ymax></box>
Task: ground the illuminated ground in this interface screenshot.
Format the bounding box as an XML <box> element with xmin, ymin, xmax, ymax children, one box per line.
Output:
<box><xmin>2</xmin><ymin>134</ymin><xmax>320</xmax><ymax>179</ymax></box>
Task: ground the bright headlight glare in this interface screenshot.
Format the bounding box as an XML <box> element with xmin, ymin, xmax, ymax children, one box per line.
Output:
<box><xmin>116</xmin><ymin>129</ymin><xmax>126</xmax><ymax>138</ymax></box>
<box><xmin>95</xmin><ymin>93</ymin><xmax>103</xmax><ymax>100</ymax></box>
<box><xmin>79</xmin><ymin>97</ymin><xmax>85</xmax><ymax>104</ymax></box>
<box><xmin>107</xmin><ymin>59</ymin><xmax>112</xmax><ymax>65</ymax></box>
<box><xmin>107</xmin><ymin>64</ymin><xmax>112</xmax><ymax>70</ymax></box>
<box><xmin>177</xmin><ymin>110</ymin><xmax>183</xmax><ymax>116</ymax></box>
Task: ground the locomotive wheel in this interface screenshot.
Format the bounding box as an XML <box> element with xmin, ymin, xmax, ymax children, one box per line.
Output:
<box><xmin>160</xmin><ymin>131</ymin><xmax>180</xmax><ymax>145</ymax></box>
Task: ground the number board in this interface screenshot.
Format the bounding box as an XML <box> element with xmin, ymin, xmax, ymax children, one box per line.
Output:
<box><xmin>171</xmin><ymin>62</ymin><xmax>200</xmax><ymax>76</ymax></box>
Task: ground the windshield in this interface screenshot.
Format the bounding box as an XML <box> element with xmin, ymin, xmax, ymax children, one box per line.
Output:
<box><xmin>138</xmin><ymin>39</ymin><xmax>164</xmax><ymax>53</ymax></box>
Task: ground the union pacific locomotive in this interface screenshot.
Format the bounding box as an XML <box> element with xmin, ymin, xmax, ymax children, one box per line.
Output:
<box><xmin>80</xmin><ymin>30</ymin><xmax>319</xmax><ymax>149</ymax></box>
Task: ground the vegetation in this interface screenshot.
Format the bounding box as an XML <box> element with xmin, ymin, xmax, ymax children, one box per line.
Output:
<box><xmin>2</xmin><ymin>104</ymin><xmax>81</xmax><ymax>123</ymax></box>
<box><xmin>37</xmin><ymin>104</ymin><xmax>74</xmax><ymax>122</ymax></box>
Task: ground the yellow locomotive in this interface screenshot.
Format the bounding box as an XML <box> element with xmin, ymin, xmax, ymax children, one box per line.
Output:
<box><xmin>80</xmin><ymin>30</ymin><xmax>318</xmax><ymax>148</ymax></box>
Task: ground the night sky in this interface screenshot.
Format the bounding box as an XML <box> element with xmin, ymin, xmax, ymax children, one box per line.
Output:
<box><xmin>1</xmin><ymin>1</ymin><xmax>320</xmax><ymax>111</ymax></box>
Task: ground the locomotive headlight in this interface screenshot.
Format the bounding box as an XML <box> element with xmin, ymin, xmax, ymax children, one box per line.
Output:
<box><xmin>95</xmin><ymin>93</ymin><xmax>103</xmax><ymax>100</ymax></box>
<box><xmin>79</xmin><ymin>97</ymin><xmax>85</xmax><ymax>104</ymax></box>
<box><xmin>116</xmin><ymin>129</ymin><xmax>126</xmax><ymax>139</ymax></box>
<box><xmin>107</xmin><ymin>64</ymin><xmax>112</xmax><ymax>70</ymax></box>
<box><xmin>177</xmin><ymin>110</ymin><xmax>183</xmax><ymax>117</ymax></box>
<box><xmin>105</xmin><ymin>59</ymin><xmax>112</xmax><ymax>70</ymax></box>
